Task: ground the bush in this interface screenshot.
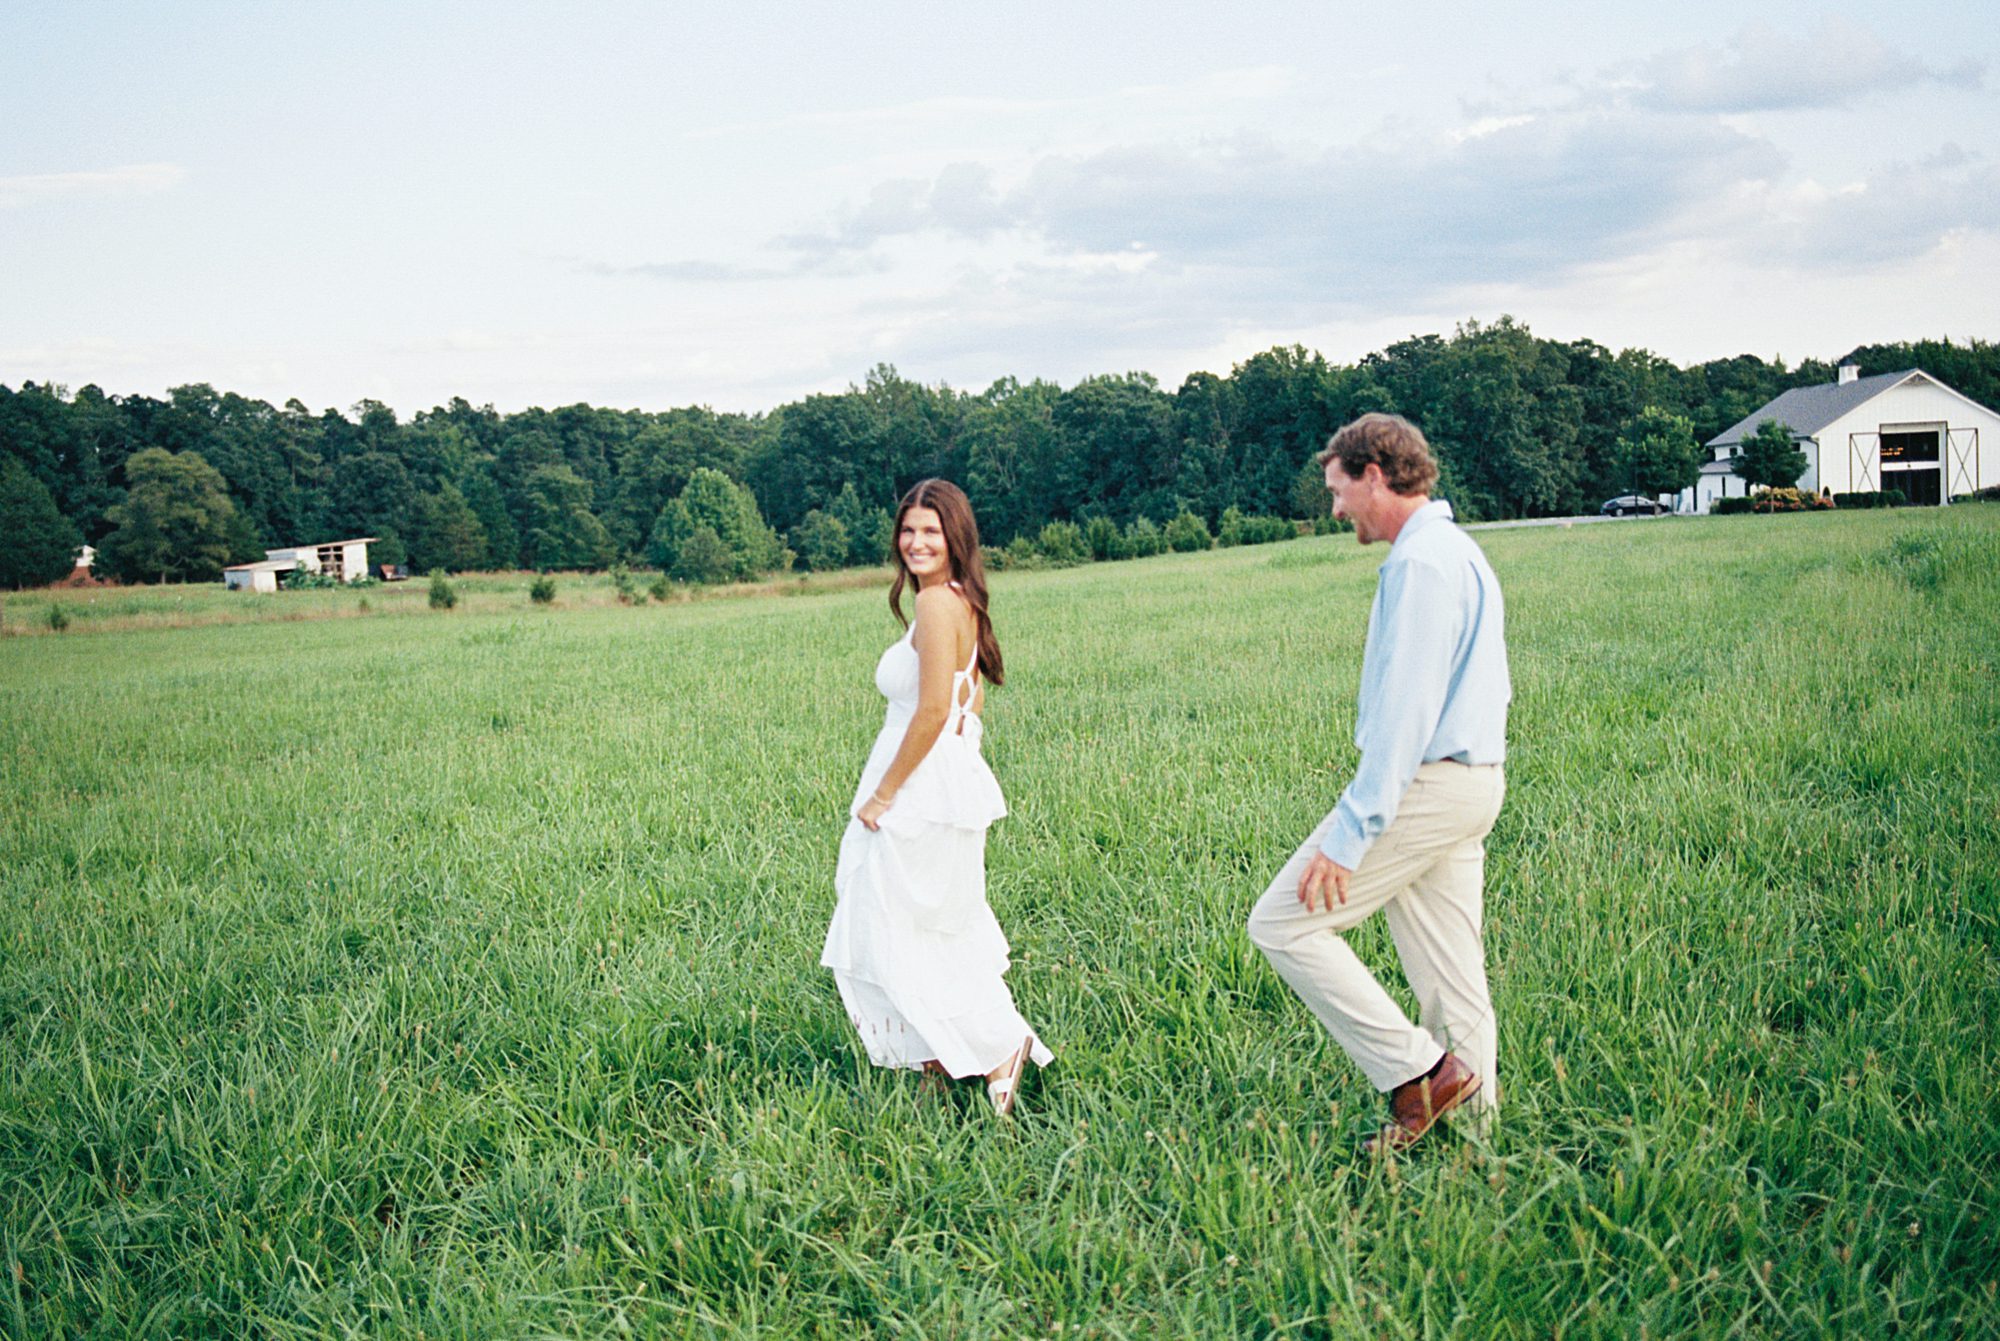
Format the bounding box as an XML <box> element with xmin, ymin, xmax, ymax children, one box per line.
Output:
<box><xmin>1750</xmin><ymin>488</ymin><xmax>1833</xmax><ymax>513</ymax></box>
<box><xmin>1163</xmin><ymin>510</ymin><xmax>1212</xmax><ymax>553</ymax></box>
<box><xmin>673</xmin><ymin>524</ymin><xmax>736</xmax><ymax>584</ymax></box>
<box><xmin>427</xmin><ymin>570</ymin><xmax>458</xmax><ymax>610</ymax></box>
<box><xmin>1216</xmin><ymin>507</ymin><xmax>1248</xmax><ymax>547</ymax></box>
<box><xmin>45</xmin><ymin>603</ymin><xmax>69</xmax><ymax>632</ymax></box>
<box><xmin>1311</xmin><ymin>515</ymin><xmax>1354</xmax><ymax>536</ymax></box>
<box><xmin>1124</xmin><ymin>517</ymin><xmax>1165</xmax><ymax>558</ymax></box>
<box><xmin>282</xmin><ymin>564</ymin><xmax>342</xmax><ymax>590</ymax></box>
<box><xmin>609</xmin><ymin>563</ymin><xmax>638</xmax><ymax>604</ymax></box>
<box><xmin>529</xmin><ymin>574</ymin><xmax>556</xmax><ymax>604</ymax></box>
<box><xmin>1834</xmin><ymin>490</ymin><xmax>1910</xmax><ymax>509</ymax></box>
<box><xmin>1083</xmin><ymin>515</ymin><xmax>1130</xmax><ymax>562</ymax></box>
<box><xmin>1033</xmin><ymin>520</ymin><xmax>1090</xmax><ymax>567</ymax></box>
<box><xmin>648</xmin><ymin>573</ymin><xmax>671</xmax><ymax>601</ymax></box>
<box><xmin>1002</xmin><ymin>535</ymin><xmax>1045</xmax><ymax>570</ymax></box>
<box><xmin>1220</xmin><ymin>508</ymin><xmax>1298</xmax><ymax>546</ymax></box>
<box><xmin>1711</xmin><ymin>496</ymin><xmax>1756</xmax><ymax>515</ymax></box>
<box><xmin>789</xmin><ymin>510</ymin><xmax>850</xmax><ymax>573</ymax></box>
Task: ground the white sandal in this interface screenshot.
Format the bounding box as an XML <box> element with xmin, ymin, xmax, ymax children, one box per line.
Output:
<box><xmin>987</xmin><ymin>1036</ymin><xmax>1033</xmax><ymax>1118</ymax></box>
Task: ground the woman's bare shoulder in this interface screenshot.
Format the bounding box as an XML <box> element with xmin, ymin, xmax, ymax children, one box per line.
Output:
<box><xmin>912</xmin><ymin>583</ymin><xmax>975</xmax><ymax>632</ymax></box>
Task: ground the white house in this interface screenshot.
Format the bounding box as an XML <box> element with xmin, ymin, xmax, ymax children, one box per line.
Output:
<box><xmin>224</xmin><ymin>537</ymin><xmax>375</xmax><ymax>592</ymax></box>
<box><xmin>1682</xmin><ymin>366</ymin><xmax>2000</xmax><ymax>514</ymax></box>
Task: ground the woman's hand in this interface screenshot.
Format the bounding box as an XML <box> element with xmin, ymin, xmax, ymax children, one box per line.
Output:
<box><xmin>856</xmin><ymin>791</ymin><xmax>894</xmax><ymax>831</ymax></box>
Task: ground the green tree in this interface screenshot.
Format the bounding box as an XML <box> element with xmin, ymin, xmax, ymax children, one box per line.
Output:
<box><xmin>1288</xmin><ymin>459</ymin><xmax>1331</xmax><ymax>521</ymax></box>
<box><xmin>1615</xmin><ymin>406</ymin><xmax>1703</xmax><ymax>501</ymax></box>
<box><xmin>789</xmin><ymin>510</ymin><xmax>850</xmax><ymax>572</ymax></box>
<box><xmin>673</xmin><ymin>524</ymin><xmax>735</xmax><ymax>584</ymax></box>
<box><xmin>1033</xmin><ymin>520</ymin><xmax>1089</xmax><ymax>566</ymax></box>
<box><xmin>1125</xmin><ymin>516</ymin><xmax>1165</xmax><ymax>557</ymax></box>
<box><xmin>675</xmin><ymin>467</ymin><xmax>788</xmax><ymax>578</ymax></box>
<box><xmin>1083</xmin><ymin>514</ymin><xmax>1129</xmax><ymax>561</ymax></box>
<box><xmin>407</xmin><ymin>483</ymin><xmax>490</xmax><ymax>573</ymax></box>
<box><xmin>521</xmin><ymin>464</ymin><xmax>616</xmax><ymax>570</ymax></box>
<box><xmin>1163</xmin><ymin>510</ymin><xmax>1212</xmax><ymax>552</ymax></box>
<box><xmin>0</xmin><ymin>458</ymin><xmax>82</xmax><ymax>588</ymax></box>
<box><xmin>460</xmin><ymin>471</ymin><xmax>520</xmax><ymax>569</ymax></box>
<box><xmin>1733</xmin><ymin>419</ymin><xmax>1809</xmax><ymax>493</ymax></box>
<box><xmin>825</xmin><ymin>481</ymin><xmax>892</xmax><ymax>567</ymax></box>
<box><xmin>98</xmin><ymin>448</ymin><xmax>243</xmax><ymax>583</ymax></box>
<box><xmin>647</xmin><ymin>498</ymin><xmax>695</xmax><ymax>573</ymax></box>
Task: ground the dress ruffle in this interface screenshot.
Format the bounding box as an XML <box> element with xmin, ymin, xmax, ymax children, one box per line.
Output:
<box><xmin>848</xmin><ymin>708</ymin><xmax>1007</xmax><ymax>834</ymax></box>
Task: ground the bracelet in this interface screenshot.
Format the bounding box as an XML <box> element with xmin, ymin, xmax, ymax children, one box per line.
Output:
<box><xmin>871</xmin><ymin>790</ymin><xmax>896</xmax><ymax>805</ymax></box>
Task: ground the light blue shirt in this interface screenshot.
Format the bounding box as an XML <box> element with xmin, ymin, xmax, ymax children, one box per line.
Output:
<box><xmin>1319</xmin><ymin>500</ymin><xmax>1510</xmax><ymax>870</ymax></box>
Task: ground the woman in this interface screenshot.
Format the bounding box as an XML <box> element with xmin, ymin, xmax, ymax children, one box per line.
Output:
<box><xmin>820</xmin><ymin>479</ymin><xmax>1052</xmax><ymax>1115</ymax></box>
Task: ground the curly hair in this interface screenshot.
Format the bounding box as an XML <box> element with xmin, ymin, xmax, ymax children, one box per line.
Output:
<box><xmin>1317</xmin><ymin>413</ymin><xmax>1440</xmax><ymax>497</ymax></box>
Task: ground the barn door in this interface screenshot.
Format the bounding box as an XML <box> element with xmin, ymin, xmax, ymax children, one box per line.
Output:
<box><xmin>1849</xmin><ymin>432</ymin><xmax>1878</xmax><ymax>492</ymax></box>
<box><xmin>1947</xmin><ymin>428</ymin><xmax>1980</xmax><ymax>499</ymax></box>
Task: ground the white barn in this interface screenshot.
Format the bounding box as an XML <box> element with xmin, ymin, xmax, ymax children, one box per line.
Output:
<box><xmin>224</xmin><ymin>537</ymin><xmax>375</xmax><ymax>592</ymax></box>
<box><xmin>1682</xmin><ymin>366</ymin><xmax>2000</xmax><ymax>514</ymax></box>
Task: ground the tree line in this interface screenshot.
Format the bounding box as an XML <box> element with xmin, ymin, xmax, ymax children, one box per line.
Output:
<box><xmin>4</xmin><ymin>320</ymin><xmax>1996</xmax><ymax>589</ymax></box>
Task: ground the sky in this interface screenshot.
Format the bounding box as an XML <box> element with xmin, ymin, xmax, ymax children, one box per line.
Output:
<box><xmin>3</xmin><ymin>1</ymin><xmax>1996</xmax><ymax>417</ymax></box>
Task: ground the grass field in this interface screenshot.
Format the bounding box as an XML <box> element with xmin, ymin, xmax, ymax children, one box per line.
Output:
<box><xmin>3</xmin><ymin>509</ymin><xmax>1998</xmax><ymax>1338</ymax></box>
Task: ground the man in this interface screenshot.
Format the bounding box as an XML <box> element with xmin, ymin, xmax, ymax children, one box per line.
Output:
<box><xmin>1247</xmin><ymin>413</ymin><xmax>1510</xmax><ymax>1153</ymax></box>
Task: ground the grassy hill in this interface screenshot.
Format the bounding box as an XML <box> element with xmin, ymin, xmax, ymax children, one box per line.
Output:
<box><xmin>3</xmin><ymin>509</ymin><xmax>1997</xmax><ymax>1336</ymax></box>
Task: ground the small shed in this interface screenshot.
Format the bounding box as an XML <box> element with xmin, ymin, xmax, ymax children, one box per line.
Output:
<box><xmin>223</xmin><ymin>558</ymin><xmax>297</xmax><ymax>593</ymax></box>
<box><xmin>224</xmin><ymin>537</ymin><xmax>376</xmax><ymax>591</ymax></box>
<box><xmin>1683</xmin><ymin>366</ymin><xmax>2000</xmax><ymax>513</ymax></box>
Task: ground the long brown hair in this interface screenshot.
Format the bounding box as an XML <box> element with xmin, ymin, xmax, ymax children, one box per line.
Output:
<box><xmin>887</xmin><ymin>478</ymin><xmax>1005</xmax><ymax>686</ymax></box>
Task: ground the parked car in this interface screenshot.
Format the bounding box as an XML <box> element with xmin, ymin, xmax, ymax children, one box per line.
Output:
<box><xmin>1599</xmin><ymin>495</ymin><xmax>1670</xmax><ymax>517</ymax></box>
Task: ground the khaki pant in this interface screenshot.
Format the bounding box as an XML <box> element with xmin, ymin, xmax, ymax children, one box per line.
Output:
<box><xmin>1247</xmin><ymin>761</ymin><xmax>1505</xmax><ymax>1107</ymax></box>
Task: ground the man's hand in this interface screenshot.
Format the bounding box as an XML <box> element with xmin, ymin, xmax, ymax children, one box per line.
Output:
<box><xmin>1297</xmin><ymin>853</ymin><xmax>1351</xmax><ymax>913</ymax></box>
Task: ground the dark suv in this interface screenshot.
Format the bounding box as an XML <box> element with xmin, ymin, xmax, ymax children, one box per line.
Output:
<box><xmin>1599</xmin><ymin>495</ymin><xmax>1670</xmax><ymax>517</ymax></box>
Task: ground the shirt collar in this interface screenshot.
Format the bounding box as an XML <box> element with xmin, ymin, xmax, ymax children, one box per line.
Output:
<box><xmin>1389</xmin><ymin>498</ymin><xmax>1453</xmax><ymax>553</ymax></box>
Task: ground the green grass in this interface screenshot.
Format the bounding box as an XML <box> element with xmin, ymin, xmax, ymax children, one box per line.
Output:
<box><xmin>0</xmin><ymin>566</ymin><xmax>886</xmax><ymax>638</ymax></box>
<box><xmin>3</xmin><ymin>509</ymin><xmax>1997</xmax><ymax>1337</ymax></box>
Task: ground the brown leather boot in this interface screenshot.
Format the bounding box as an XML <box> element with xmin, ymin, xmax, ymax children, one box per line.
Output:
<box><xmin>1365</xmin><ymin>1053</ymin><xmax>1481</xmax><ymax>1154</ymax></box>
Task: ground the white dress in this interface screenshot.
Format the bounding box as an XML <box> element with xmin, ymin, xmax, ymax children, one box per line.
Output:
<box><xmin>820</xmin><ymin>608</ymin><xmax>1053</xmax><ymax>1079</ymax></box>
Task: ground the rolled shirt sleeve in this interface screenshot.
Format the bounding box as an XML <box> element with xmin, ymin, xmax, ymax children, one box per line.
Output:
<box><xmin>1318</xmin><ymin>556</ymin><xmax>1459</xmax><ymax>870</ymax></box>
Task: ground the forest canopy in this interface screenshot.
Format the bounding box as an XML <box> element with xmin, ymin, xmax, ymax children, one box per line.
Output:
<box><xmin>4</xmin><ymin>320</ymin><xmax>1995</xmax><ymax>586</ymax></box>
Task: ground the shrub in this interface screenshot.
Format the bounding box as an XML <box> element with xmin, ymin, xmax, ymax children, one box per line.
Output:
<box><xmin>1163</xmin><ymin>510</ymin><xmax>1212</xmax><ymax>553</ymax></box>
<box><xmin>282</xmin><ymin>564</ymin><xmax>342</xmax><ymax>590</ymax></box>
<box><xmin>1033</xmin><ymin>520</ymin><xmax>1090</xmax><ymax>567</ymax></box>
<box><xmin>1750</xmin><ymin>488</ymin><xmax>1833</xmax><ymax>513</ymax></box>
<box><xmin>1124</xmin><ymin>517</ymin><xmax>1165</xmax><ymax>557</ymax></box>
<box><xmin>1083</xmin><ymin>515</ymin><xmax>1129</xmax><ymax>562</ymax></box>
<box><xmin>1834</xmin><ymin>490</ymin><xmax>1910</xmax><ymax>509</ymax></box>
<box><xmin>529</xmin><ymin>574</ymin><xmax>556</xmax><ymax>604</ymax></box>
<box><xmin>1220</xmin><ymin>510</ymin><xmax>1298</xmax><ymax>546</ymax></box>
<box><xmin>609</xmin><ymin>563</ymin><xmax>638</xmax><ymax>604</ymax></box>
<box><xmin>1711</xmin><ymin>496</ymin><xmax>1756</xmax><ymax>515</ymax></box>
<box><xmin>45</xmin><ymin>603</ymin><xmax>69</xmax><ymax>632</ymax></box>
<box><xmin>1002</xmin><ymin>535</ymin><xmax>1045</xmax><ymax>570</ymax></box>
<box><xmin>673</xmin><ymin>525</ymin><xmax>736</xmax><ymax>584</ymax></box>
<box><xmin>1311</xmin><ymin>515</ymin><xmax>1354</xmax><ymax>536</ymax></box>
<box><xmin>789</xmin><ymin>510</ymin><xmax>850</xmax><ymax>573</ymax></box>
<box><xmin>648</xmin><ymin>573</ymin><xmax>671</xmax><ymax>602</ymax></box>
<box><xmin>1216</xmin><ymin>507</ymin><xmax>1248</xmax><ymax>547</ymax></box>
<box><xmin>427</xmin><ymin>570</ymin><xmax>458</xmax><ymax>610</ymax></box>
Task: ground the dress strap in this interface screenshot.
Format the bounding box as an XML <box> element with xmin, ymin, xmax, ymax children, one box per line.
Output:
<box><xmin>938</xmin><ymin>581</ymin><xmax>981</xmax><ymax>727</ymax></box>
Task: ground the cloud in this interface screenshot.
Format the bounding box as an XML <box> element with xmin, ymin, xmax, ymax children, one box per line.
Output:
<box><xmin>785</xmin><ymin>111</ymin><xmax>1783</xmax><ymax>307</ymax></box>
<box><xmin>1751</xmin><ymin>145</ymin><xmax>2000</xmax><ymax>266</ymax></box>
<box><xmin>0</xmin><ymin>162</ymin><xmax>187</xmax><ymax>209</ymax></box>
<box><xmin>1626</xmin><ymin>19</ymin><xmax>1983</xmax><ymax>114</ymax></box>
